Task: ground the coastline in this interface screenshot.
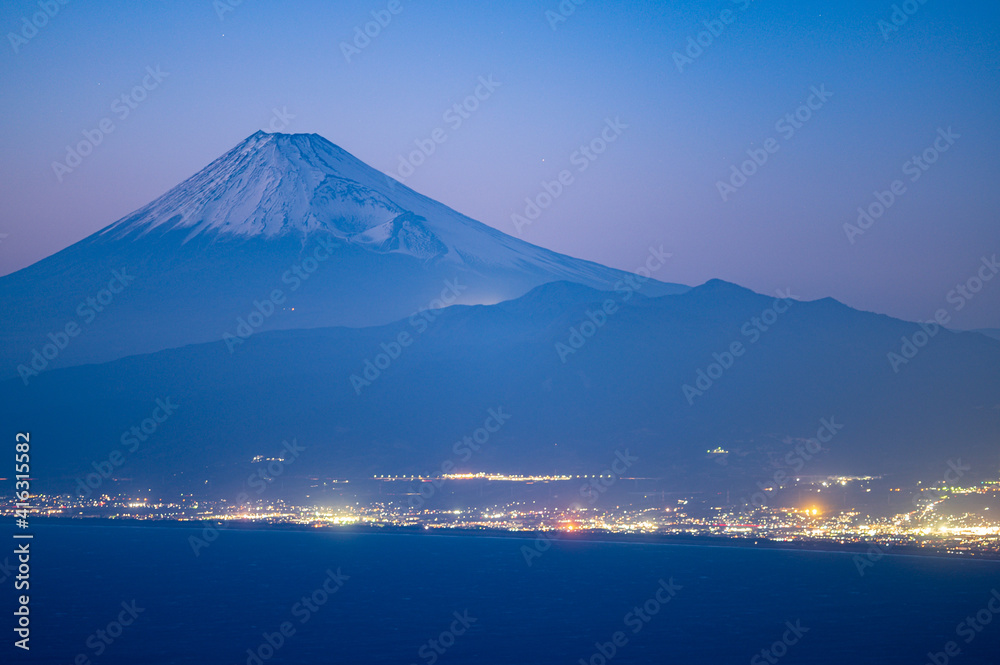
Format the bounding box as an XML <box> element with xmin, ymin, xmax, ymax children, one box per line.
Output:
<box><xmin>19</xmin><ymin>516</ymin><xmax>1000</xmax><ymax>563</ymax></box>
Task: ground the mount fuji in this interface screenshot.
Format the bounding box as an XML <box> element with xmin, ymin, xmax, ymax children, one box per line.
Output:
<box><xmin>8</xmin><ymin>131</ymin><xmax>998</xmax><ymax>494</ymax></box>
<box><xmin>1</xmin><ymin>131</ymin><xmax>685</xmax><ymax>379</ymax></box>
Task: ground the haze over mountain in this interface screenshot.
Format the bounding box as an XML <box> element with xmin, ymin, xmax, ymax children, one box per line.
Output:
<box><xmin>4</xmin><ymin>131</ymin><xmax>998</xmax><ymax>499</ymax></box>
<box><xmin>4</xmin><ymin>278</ymin><xmax>999</xmax><ymax>497</ymax></box>
<box><xmin>0</xmin><ymin>131</ymin><xmax>684</xmax><ymax>378</ymax></box>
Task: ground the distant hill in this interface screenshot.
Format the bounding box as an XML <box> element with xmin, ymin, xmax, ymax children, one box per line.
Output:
<box><xmin>971</xmin><ymin>328</ymin><xmax>1000</xmax><ymax>342</ymax></box>
<box><xmin>5</xmin><ymin>279</ymin><xmax>998</xmax><ymax>497</ymax></box>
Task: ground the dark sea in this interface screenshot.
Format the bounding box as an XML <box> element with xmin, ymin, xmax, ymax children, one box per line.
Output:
<box><xmin>4</xmin><ymin>523</ymin><xmax>1000</xmax><ymax>664</ymax></box>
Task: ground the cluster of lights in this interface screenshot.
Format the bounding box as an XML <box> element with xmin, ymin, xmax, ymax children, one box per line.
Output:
<box><xmin>374</xmin><ymin>473</ymin><xmax>580</xmax><ymax>482</ymax></box>
<box><xmin>4</xmin><ymin>472</ymin><xmax>999</xmax><ymax>555</ymax></box>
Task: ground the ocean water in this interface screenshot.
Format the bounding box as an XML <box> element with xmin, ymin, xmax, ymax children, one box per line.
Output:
<box><xmin>4</xmin><ymin>523</ymin><xmax>1000</xmax><ymax>664</ymax></box>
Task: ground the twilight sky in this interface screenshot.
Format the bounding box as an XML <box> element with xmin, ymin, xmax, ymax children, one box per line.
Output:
<box><xmin>1</xmin><ymin>0</ymin><xmax>998</xmax><ymax>328</ymax></box>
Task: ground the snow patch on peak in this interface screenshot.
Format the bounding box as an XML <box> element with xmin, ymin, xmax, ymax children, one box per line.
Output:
<box><xmin>351</xmin><ymin>212</ymin><xmax>448</xmax><ymax>260</ymax></box>
<box><xmin>104</xmin><ymin>132</ymin><xmax>411</xmax><ymax>244</ymax></box>
<box><xmin>309</xmin><ymin>175</ymin><xmax>403</xmax><ymax>236</ymax></box>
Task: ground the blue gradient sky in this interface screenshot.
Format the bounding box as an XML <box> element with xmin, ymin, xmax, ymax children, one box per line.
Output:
<box><xmin>2</xmin><ymin>0</ymin><xmax>998</xmax><ymax>327</ymax></box>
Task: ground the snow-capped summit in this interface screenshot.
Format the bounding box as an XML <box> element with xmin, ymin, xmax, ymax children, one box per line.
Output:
<box><xmin>96</xmin><ymin>132</ymin><xmax>564</xmax><ymax>269</ymax></box>
<box><xmin>105</xmin><ymin>132</ymin><xmax>409</xmax><ymax>243</ymax></box>
<box><xmin>0</xmin><ymin>131</ymin><xmax>687</xmax><ymax>375</ymax></box>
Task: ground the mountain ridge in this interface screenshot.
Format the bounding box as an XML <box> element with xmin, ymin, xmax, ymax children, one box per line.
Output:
<box><xmin>5</xmin><ymin>274</ymin><xmax>998</xmax><ymax>495</ymax></box>
<box><xmin>0</xmin><ymin>131</ymin><xmax>687</xmax><ymax>377</ymax></box>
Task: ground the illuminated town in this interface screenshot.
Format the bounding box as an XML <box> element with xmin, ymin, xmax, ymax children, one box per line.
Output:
<box><xmin>5</xmin><ymin>472</ymin><xmax>999</xmax><ymax>558</ymax></box>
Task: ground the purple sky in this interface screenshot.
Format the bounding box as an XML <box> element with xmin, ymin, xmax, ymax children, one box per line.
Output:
<box><xmin>1</xmin><ymin>0</ymin><xmax>998</xmax><ymax>328</ymax></box>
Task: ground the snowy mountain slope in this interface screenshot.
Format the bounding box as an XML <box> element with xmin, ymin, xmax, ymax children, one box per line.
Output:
<box><xmin>100</xmin><ymin>131</ymin><xmax>665</xmax><ymax>279</ymax></box>
<box><xmin>0</xmin><ymin>132</ymin><xmax>687</xmax><ymax>378</ymax></box>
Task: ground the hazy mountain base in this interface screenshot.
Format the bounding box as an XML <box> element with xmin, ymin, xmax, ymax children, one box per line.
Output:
<box><xmin>4</xmin><ymin>279</ymin><xmax>998</xmax><ymax>497</ymax></box>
